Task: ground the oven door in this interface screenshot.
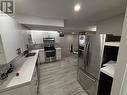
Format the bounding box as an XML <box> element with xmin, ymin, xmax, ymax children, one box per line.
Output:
<box><xmin>45</xmin><ymin>50</ymin><xmax>56</xmax><ymax>62</ymax></box>
<box><xmin>45</xmin><ymin>50</ymin><xmax>55</xmax><ymax>57</ymax></box>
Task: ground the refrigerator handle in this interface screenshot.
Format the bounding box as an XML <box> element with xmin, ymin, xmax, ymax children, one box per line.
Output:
<box><xmin>84</xmin><ymin>43</ymin><xmax>86</xmax><ymax>65</ymax></box>
<box><xmin>86</xmin><ymin>42</ymin><xmax>90</xmax><ymax>65</ymax></box>
<box><xmin>84</xmin><ymin>72</ymin><xmax>96</xmax><ymax>82</ymax></box>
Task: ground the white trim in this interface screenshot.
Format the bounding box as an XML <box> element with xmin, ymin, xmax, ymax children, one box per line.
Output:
<box><xmin>104</xmin><ymin>42</ymin><xmax>120</xmax><ymax>47</ymax></box>
<box><xmin>119</xmin><ymin>64</ymin><xmax>127</xmax><ymax>95</ymax></box>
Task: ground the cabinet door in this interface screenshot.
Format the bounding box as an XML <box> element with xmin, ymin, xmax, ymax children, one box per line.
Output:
<box><xmin>39</xmin><ymin>50</ymin><xmax>45</xmax><ymax>63</ymax></box>
<box><xmin>0</xmin><ymin>86</ymin><xmax>31</xmax><ymax>95</ymax></box>
<box><xmin>30</xmin><ymin>67</ymin><xmax>38</xmax><ymax>95</ymax></box>
<box><xmin>56</xmin><ymin>48</ymin><xmax>61</xmax><ymax>60</ymax></box>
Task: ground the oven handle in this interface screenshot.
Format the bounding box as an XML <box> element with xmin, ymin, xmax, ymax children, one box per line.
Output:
<box><xmin>45</xmin><ymin>50</ymin><xmax>55</xmax><ymax>52</ymax></box>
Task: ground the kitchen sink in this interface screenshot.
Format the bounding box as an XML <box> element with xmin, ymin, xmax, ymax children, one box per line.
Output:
<box><xmin>25</xmin><ymin>52</ymin><xmax>36</xmax><ymax>57</ymax></box>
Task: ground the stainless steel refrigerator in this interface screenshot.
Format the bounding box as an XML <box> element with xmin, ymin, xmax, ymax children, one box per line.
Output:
<box><xmin>77</xmin><ymin>33</ymin><xmax>105</xmax><ymax>95</ymax></box>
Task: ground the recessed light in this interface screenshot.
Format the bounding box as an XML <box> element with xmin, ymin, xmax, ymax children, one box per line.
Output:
<box><xmin>72</xmin><ymin>32</ymin><xmax>75</xmax><ymax>34</ymax></box>
<box><xmin>74</xmin><ymin>4</ymin><xmax>81</xmax><ymax>12</ymax></box>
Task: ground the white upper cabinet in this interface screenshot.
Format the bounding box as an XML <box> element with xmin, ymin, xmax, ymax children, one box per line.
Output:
<box><xmin>31</xmin><ymin>30</ymin><xmax>60</xmax><ymax>44</ymax></box>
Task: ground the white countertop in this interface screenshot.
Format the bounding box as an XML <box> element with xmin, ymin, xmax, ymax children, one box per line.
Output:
<box><xmin>100</xmin><ymin>62</ymin><xmax>116</xmax><ymax>78</ymax></box>
<box><xmin>0</xmin><ymin>50</ymin><xmax>40</xmax><ymax>93</ymax></box>
<box><xmin>55</xmin><ymin>48</ymin><xmax>61</xmax><ymax>49</ymax></box>
<box><xmin>104</xmin><ymin>42</ymin><xmax>120</xmax><ymax>47</ymax></box>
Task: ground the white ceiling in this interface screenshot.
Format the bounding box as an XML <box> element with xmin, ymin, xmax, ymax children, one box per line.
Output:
<box><xmin>15</xmin><ymin>0</ymin><xmax>127</xmax><ymax>29</ymax></box>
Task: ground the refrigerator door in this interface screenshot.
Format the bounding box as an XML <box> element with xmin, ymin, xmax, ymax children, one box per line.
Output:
<box><xmin>84</xmin><ymin>40</ymin><xmax>90</xmax><ymax>67</ymax></box>
<box><xmin>78</xmin><ymin>49</ymin><xmax>86</xmax><ymax>70</ymax></box>
<box><xmin>85</xmin><ymin>34</ymin><xmax>105</xmax><ymax>79</ymax></box>
<box><xmin>78</xmin><ymin>35</ymin><xmax>87</xmax><ymax>71</ymax></box>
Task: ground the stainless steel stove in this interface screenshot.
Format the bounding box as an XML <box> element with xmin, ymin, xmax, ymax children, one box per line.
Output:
<box><xmin>43</xmin><ymin>38</ymin><xmax>56</xmax><ymax>63</ymax></box>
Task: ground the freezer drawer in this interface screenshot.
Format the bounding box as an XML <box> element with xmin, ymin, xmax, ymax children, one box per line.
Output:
<box><xmin>78</xmin><ymin>69</ymin><xmax>98</xmax><ymax>95</ymax></box>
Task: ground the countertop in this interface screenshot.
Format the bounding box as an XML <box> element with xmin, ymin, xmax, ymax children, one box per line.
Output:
<box><xmin>100</xmin><ymin>61</ymin><xmax>116</xmax><ymax>78</ymax></box>
<box><xmin>104</xmin><ymin>42</ymin><xmax>120</xmax><ymax>47</ymax></box>
<box><xmin>0</xmin><ymin>50</ymin><xmax>40</xmax><ymax>93</ymax></box>
<box><xmin>55</xmin><ymin>48</ymin><xmax>61</xmax><ymax>49</ymax></box>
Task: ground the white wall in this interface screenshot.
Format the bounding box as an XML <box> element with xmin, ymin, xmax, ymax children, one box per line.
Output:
<box><xmin>97</xmin><ymin>14</ymin><xmax>125</xmax><ymax>36</ymax></box>
<box><xmin>111</xmin><ymin>8</ymin><xmax>127</xmax><ymax>95</ymax></box>
<box><xmin>0</xmin><ymin>36</ymin><xmax>6</xmax><ymax>64</ymax></box>
<box><xmin>58</xmin><ymin>34</ymin><xmax>78</xmax><ymax>58</ymax></box>
<box><xmin>0</xmin><ymin>13</ymin><xmax>29</xmax><ymax>63</ymax></box>
<box><xmin>19</xmin><ymin>27</ymin><xmax>29</xmax><ymax>51</ymax></box>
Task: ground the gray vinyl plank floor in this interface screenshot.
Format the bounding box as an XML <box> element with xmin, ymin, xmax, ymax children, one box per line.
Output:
<box><xmin>38</xmin><ymin>56</ymin><xmax>88</xmax><ymax>95</ymax></box>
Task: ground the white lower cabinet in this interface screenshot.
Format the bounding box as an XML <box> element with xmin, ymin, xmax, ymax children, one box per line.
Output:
<box><xmin>39</xmin><ymin>49</ymin><xmax>45</xmax><ymax>64</ymax></box>
<box><xmin>0</xmin><ymin>67</ymin><xmax>38</xmax><ymax>95</ymax></box>
<box><xmin>56</xmin><ymin>48</ymin><xmax>61</xmax><ymax>60</ymax></box>
<box><xmin>0</xmin><ymin>86</ymin><xmax>31</xmax><ymax>95</ymax></box>
<box><xmin>30</xmin><ymin>66</ymin><xmax>38</xmax><ymax>95</ymax></box>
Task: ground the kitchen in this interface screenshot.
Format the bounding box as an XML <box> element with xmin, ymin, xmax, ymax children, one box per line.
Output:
<box><xmin>0</xmin><ymin>0</ymin><xmax>127</xmax><ymax>95</ymax></box>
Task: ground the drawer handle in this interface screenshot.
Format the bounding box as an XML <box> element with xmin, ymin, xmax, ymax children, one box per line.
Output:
<box><xmin>83</xmin><ymin>72</ymin><xmax>96</xmax><ymax>82</ymax></box>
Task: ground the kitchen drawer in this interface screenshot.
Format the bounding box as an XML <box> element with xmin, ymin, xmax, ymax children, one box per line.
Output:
<box><xmin>78</xmin><ymin>69</ymin><xmax>98</xmax><ymax>95</ymax></box>
<box><xmin>56</xmin><ymin>49</ymin><xmax>61</xmax><ymax>53</ymax></box>
<box><xmin>56</xmin><ymin>53</ymin><xmax>61</xmax><ymax>56</ymax></box>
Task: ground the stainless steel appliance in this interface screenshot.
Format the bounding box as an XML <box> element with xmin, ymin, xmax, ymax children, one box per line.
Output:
<box><xmin>43</xmin><ymin>38</ymin><xmax>56</xmax><ymax>63</ymax></box>
<box><xmin>77</xmin><ymin>33</ymin><xmax>105</xmax><ymax>95</ymax></box>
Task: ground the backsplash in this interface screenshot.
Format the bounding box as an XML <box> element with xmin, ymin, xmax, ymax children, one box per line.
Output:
<box><xmin>29</xmin><ymin>43</ymin><xmax>60</xmax><ymax>50</ymax></box>
<box><xmin>29</xmin><ymin>44</ymin><xmax>44</xmax><ymax>50</ymax></box>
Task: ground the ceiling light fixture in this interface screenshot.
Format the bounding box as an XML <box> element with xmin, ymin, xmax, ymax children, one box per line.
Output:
<box><xmin>74</xmin><ymin>3</ymin><xmax>81</xmax><ymax>12</ymax></box>
<box><xmin>72</xmin><ymin>32</ymin><xmax>75</xmax><ymax>35</ymax></box>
